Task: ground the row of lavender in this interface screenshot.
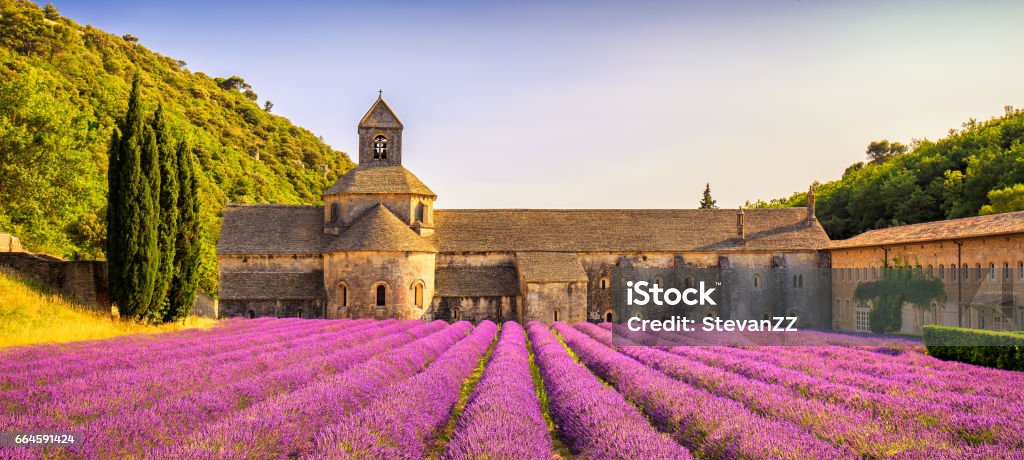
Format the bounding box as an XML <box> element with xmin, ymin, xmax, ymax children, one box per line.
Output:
<box><xmin>3</xmin><ymin>318</ymin><xmax>1023</xmax><ymax>459</ymax></box>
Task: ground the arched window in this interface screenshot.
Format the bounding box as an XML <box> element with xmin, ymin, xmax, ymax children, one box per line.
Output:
<box><xmin>653</xmin><ymin>276</ymin><xmax>664</xmax><ymax>287</ymax></box>
<box><xmin>247</xmin><ymin>310</ymin><xmax>255</xmax><ymax>319</ymax></box>
<box><xmin>798</xmin><ymin>274</ymin><xmax>804</xmax><ymax>288</ymax></box>
<box><xmin>415</xmin><ymin>202</ymin><xmax>425</xmax><ymax>223</ymax></box>
<box><xmin>413</xmin><ymin>281</ymin><xmax>424</xmax><ymax>308</ymax></box>
<box><xmin>341</xmin><ymin>284</ymin><xmax>348</xmax><ymax>307</ymax></box>
<box><xmin>330</xmin><ymin>203</ymin><xmax>340</xmax><ymax>223</ymax></box>
<box><xmin>604</xmin><ymin>310</ymin><xmax>614</xmax><ymax>322</ymax></box>
<box><xmin>373</xmin><ymin>135</ymin><xmax>387</xmax><ymax>159</ymax></box>
<box><xmin>600</xmin><ymin>277</ymin><xmax>608</xmax><ymax>289</ymax></box>
<box><xmin>452</xmin><ymin>307</ymin><xmax>460</xmax><ymax>321</ymax></box>
<box><xmin>962</xmin><ymin>264</ymin><xmax>969</xmax><ymax>280</ymax></box>
<box><xmin>939</xmin><ymin>265</ymin><xmax>945</xmax><ymax>279</ymax></box>
<box><xmin>753</xmin><ymin>274</ymin><xmax>761</xmax><ymax>289</ymax></box>
<box><xmin>927</xmin><ymin>265</ymin><xmax>933</xmax><ymax>277</ymax></box>
<box><xmin>553</xmin><ymin>310</ymin><xmax>560</xmax><ymax>322</ymax></box>
<box><xmin>1003</xmin><ymin>262</ymin><xmax>1010</xmax><ymax>279</ymax></box>
<box><xmin>296</xmin><ymin>309</ymin><xmax>303</xmax><ymax>318</ymax></box>
<box><xmin>375</xmin><ymin>284</ymin><xmax>387</xmax><ymax>306</ymax></box>
<box><xmin>763</xmin><ymin>311</ymin><xmax>771</xmax><ymax>321</ymax></box>
<box><xmin>989</xmin><ymin>263</ymin><xmax>996</xmax><ymax>279</ymax></box>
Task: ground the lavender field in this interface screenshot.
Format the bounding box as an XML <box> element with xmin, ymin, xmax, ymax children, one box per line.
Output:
<box><xmin>1</xmin><ymin>318</ymin><xmax>1023</xmax><ymax>459</ymax></box>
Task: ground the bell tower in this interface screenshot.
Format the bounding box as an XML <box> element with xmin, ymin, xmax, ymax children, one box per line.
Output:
<box><xmin>357</xmin><ymin>94</ymin><xmax>403</xmax><ymax>166</ymax></box>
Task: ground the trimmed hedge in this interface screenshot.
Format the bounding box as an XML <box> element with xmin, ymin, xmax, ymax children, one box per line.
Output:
<box><xmin>923</xmin><ymin>325</ymin><xmax>1024</xmax><ymax>371</ymax></box>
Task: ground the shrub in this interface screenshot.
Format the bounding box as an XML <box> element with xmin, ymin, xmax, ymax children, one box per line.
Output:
<box><xmin>923</xmin><ymin>325</ymin><xmax>1024</xmax><ymax>371</ymax></box>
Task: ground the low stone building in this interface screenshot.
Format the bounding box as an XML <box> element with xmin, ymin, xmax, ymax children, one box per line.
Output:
<box><xmin>830</xmin><ymin>211</ymin><xmax>1024</xmax><ymax>333</ymax></box>
<box><xmin>217</xmin><ymin>96</ymin><xmax>833</xmax><ymax>324</ymax></box>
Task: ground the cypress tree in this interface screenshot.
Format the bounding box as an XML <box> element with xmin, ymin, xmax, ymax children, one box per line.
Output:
<box><xmin>151</xmin><ymin>105</ymin><xmax>178</xmax><ymax>319</ymax></box>
<box><xmin>167</xmin><ymin>141</ymin><xmax>201</xmax><ymax>321</ymax></box>
<box><xmin>105</xmin><ymin>128</ymin><xmax>122</xmax><ymax>309</ymax></box>
<box><xmin>699</xmin><ymin>183</ymin><xmax>718</xmax><ymax>209</ymax></box>
<box><xmin>136</xmin><ymin>118</ymin><xmax>161</xmax><ymax>322</ymax></box>
<box><xmin>108</xmin><ymin>75</ymin><xmax>159</xmax><ymax>319</ymax></box>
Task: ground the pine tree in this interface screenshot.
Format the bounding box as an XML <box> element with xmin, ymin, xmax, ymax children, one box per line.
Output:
<box><xmin>108</xmin><ymin>75</ymin><xmax>159</xmax><ymax>319</ymax></box>
<box><xmin>151</xmin><ymin>105</ymin><xmax>178</xmax><ymax>318</ymax></box>
<box><xmin>166</xmin><ymin>141</ymin><xmax>201</xmax><ymax>322</ymax></box>
<box><xmin>699</xmin><ymin>183</ymin><xmax>718</xmax><ymax>209</ymax></box>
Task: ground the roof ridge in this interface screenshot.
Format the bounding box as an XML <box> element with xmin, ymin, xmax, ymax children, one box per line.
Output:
<box><xmin>851</xmin><ymin>210</ymin><xmax>1024</xmax><ymax>237</ymax></box>
<box><xmin>225</xmin><ymin>203</ymin><xmax>322</xmax><ymax>208</ymax></box>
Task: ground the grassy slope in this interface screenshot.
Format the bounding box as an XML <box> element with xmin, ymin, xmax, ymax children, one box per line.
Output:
<box><xmin>0</xmin><ymin>0</ymin><xmax>355</xmax><ymax>294</ymax></box>
<box><xmin>0</xmin><ymin>269</ymin><xmax>216</xmax><ymax>348</ymax></box>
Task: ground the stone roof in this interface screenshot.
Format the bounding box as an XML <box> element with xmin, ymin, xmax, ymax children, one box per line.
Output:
<box><xmin>359</xmin><ymin>96</ymin><xmax>403</xmax><ymax>129</ymax></box>
<box><xmin>218</xmin><ymin>204</ymin><xmax>328</xmax><ymax>255</ymax></box>
<box><xmin>830</xmin><ymin>211</ymin><xmax>1024</xmax><ymax>249</ymax></box>
<box><xmin>516</xmin><ymin>252</ymin><xmax>588</xmax><ymax>283</ymax></box>
<box><xmin>323</xmin><ymin>165</ymin><xmax>435</xmax><ymax>197</ymax></box>
<box><xmin>435</xmin><ymin>266</ymin><xmax>520</xmax><ymax>297</ymax></box>
<box><xmin>429</xmin><ymin>208</ymin><xmax>828</xmax><ymax>253</ymax></box>
<box><xmin>327</xmin><ymin>203</ymin><xmax>437</xmax><ymax>253</ymax></box>
<box><xmin>217</xmin><ymin>206</ymin><xmax>829</xmax><ymax>256</ymax></box>
<box><xmin>219</xmin><ymin>271</ymin><xmax>325</xmax><ymax>300</ymax></box>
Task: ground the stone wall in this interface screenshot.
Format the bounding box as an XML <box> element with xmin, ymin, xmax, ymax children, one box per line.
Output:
<box><xmin>324</xmin><ymin>250</ymin><xmax>435</xmax><ymax>320</ymax></box>
<box><xmin>431</xmin><ymin>296</ymin><xmax>519</xmax><ymax>323</ymax></box>
<box><xmin>830</xmin><ymin>235</ymin><xmax>1024</xmax><ymax>333</ymax></box>
<box><xmin>0</xmin><ymin>252</ymin><xmax>108</xmax><ymax>308</ymax></box>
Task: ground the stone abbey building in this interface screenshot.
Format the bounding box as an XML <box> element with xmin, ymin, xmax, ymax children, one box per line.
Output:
<box><xmin>217</xmin><ymin>97</ymin><xmax>834</xmax><ymax>324</ymax></box>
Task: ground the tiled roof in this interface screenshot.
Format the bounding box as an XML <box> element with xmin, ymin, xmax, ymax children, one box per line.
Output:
<box><xmin>326</xmin><ymin>204</ymin><xmax>437</xmax><ymax>253</ymax></box>
<box><xmin>217</xmin><ymin>205</ymin><xmax>328</xmax><ymax>255</ymax></box>
<box><xmin>429</xmin><ymin>208</ymin><xmax>828</xmax><ymax>253</ymax></box>
<box><xmin>516</xmin><ymin>252</ymin><xmax>588</xmax><ymax>283</ymax></box>
<box><xmin>435</xmin><ymin>266</ymin><xmax>520</xmax><ymax>297</ymax></box>
<box><xmin>217</xmin><ymin>206</ymin><xmax>829</xmax><ymax>256</ymax></box>
<box><xmin>219</xmin><ymin>271</ymin><xmax>325</xmax><ymax>300</ymax></box>
<box><xmin>323</xmin><ymin>165</ymin><xmax>435</xmax><ymax>196</ymax></box>
<box><xmin>830</xmin><ymin>211</ymin><xmax>1024</xmax><ymax>249</ymax></box>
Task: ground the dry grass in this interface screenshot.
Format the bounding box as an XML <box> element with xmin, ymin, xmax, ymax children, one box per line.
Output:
<box><xmin>0</xmin><ymin>268</ymin><xmax>217</xmax><ymax>348</ymax></box>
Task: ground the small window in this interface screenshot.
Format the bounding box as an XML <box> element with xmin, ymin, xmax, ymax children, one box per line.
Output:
<box><xmin>939</xmin><ymin>265</ymin><xmax>945</xmax><ymax>279</ymax></box>
<box><xmin>330</xmin><ymin>203</ymin><xmax>340</xmax><ymax>223</ymax></box>
<box><xmin>452</xmin><ymin>307</ymin><xmax>460</xmax><ymax>321</ymax></box>
<box><xmin>653</xmin><ymin>276</ymin><xmax>664</xmax><ymax>287</ymax></box>
<box><xmin>376</xmin><ymin>284</ymin><xmax>387</xmax><ymax>306</ymax></box>
<box><xmin>989</xmin><ymin>263</ymin><xmax>996</xmax><ymax>279</ymax></box>
<box><xmin>296</xmin><ymin>309</ymin><xmax>303</xmax><ymax>319</ymax></box>
<box><xmin>373</xmin><ymin>135</ymin><xmax>388</xmax><ymax>159</ymax></box>
<box><xmin>341</xmin><ymin>285</ymin><xmax>348</xmax><ymax>307</ymax></box>
<box><xmin>976</xmin><ymin>264</ymin><xmax>982</xmax><ymax>279</ymax></box>
<box><xmin>753</xmin><ymin>274</ymin><xmax>761</xmax><ymax>289</ymax></box>
<box><xmin>600</xmin><ymin>277</ymin><xmax>608</xmax><ymax>290</ymax></box>
<box><xmin>798</xmin><ymin>274</ymin><xmax>804</xmax><ymax>288</ymax></box>
<box><xmin>1004</xmin><ymin>262</ymin><xmax>1010</xmax><ymax>279</ymax></box>
<box><xmin>962</xmin><ymin>264</ymin><xmax>968</xmax><ymax>280</ymax></box>
<box><xmin>604</xmin><ymin>311</ymin><xmax>614</xmax><ymax>322</ymax></box>
<box><xmin>415</xmin><ymin>202</ymin><xmax>425</xmax><ymax>223</ymax></box>
<box><xmin>247</xmin><ymin>310</ymin><xmax>255</xmax><ymax>319</ymax></box>
<box><xmin>927</xmin><ymin>265</ymin><xmax>934</xmax><ymax>277</ymax></box>
<box><xmin>763</xmin><ymin>311</ymin><xmax>771</xmax><ymax>321</ymax></box>
<box><xmin>414</xmin><ymin>282</ymin><xmax>424</xmax><ymax>308</ymax></box>
<box><xmin>553</xmin><ymin>310</ymin><xmax>560</xmax><ymax>322</ymax></box>
<box><xmin>1018</xmin><ymin>262</ymin><xmax>1023</xmax><ymax>279</ymax></box>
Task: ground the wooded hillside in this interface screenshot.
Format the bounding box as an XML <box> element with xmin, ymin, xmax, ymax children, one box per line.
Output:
<box><xmin>0</xmin><ymin>0</ymin><xmax>354</xmax><ymax>295</ymax></box>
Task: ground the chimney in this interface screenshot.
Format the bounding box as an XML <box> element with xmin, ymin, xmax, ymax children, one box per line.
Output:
<box><xmin>806</xmin><ymin>185</ymin><xmax>816</xmax><ymax>226</ymax></box>
<box><xmin>736</xmin><ymin>208</ymin><xmax>745</xmax><ymax>241</ymax></box>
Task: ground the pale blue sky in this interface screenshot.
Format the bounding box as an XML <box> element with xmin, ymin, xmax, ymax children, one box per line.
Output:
<box><xmin>46</xmin><ymin>0</ymin><xmax>1024</xmax><ymax>208</ymax></box>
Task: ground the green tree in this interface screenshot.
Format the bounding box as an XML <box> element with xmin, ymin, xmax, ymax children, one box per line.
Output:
<box><xmin>108</xmin><ymin>75</ymin><xmax>159</xmax><ymax>319</ymax></box>
<box><xmin>699</xmin><ymin>183</ymin><xmax>718</xmax><ymax>209</ymax></box>
<box><xmin>151</xmin><ymin>105</ymin><xmax>179</xmax><ymax>318</ymax></box>
<box><xmin>979</xmin><ymin>184</ymin><xmax>1024</xmax><ymax>215</ymax></box>
<box><xmin>866</xmin><ymin>139</ymin><xmax>908</xmax><ymax>164</ymax></box>
<box><xmin>854</xmin><ymin>263</ymin><xmax>945</xmax><ymax>334</ymax></box>
<box><xmin>166</xmin><ymin>142</ymin><xmax>202</xmax><ymax>322</ymax></box>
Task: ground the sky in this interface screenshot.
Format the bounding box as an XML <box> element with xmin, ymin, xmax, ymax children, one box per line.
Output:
<box><xmin>44</xmin><ymin>0</ymin><xmax>1024</xmax><ymax>209</ymax></box>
